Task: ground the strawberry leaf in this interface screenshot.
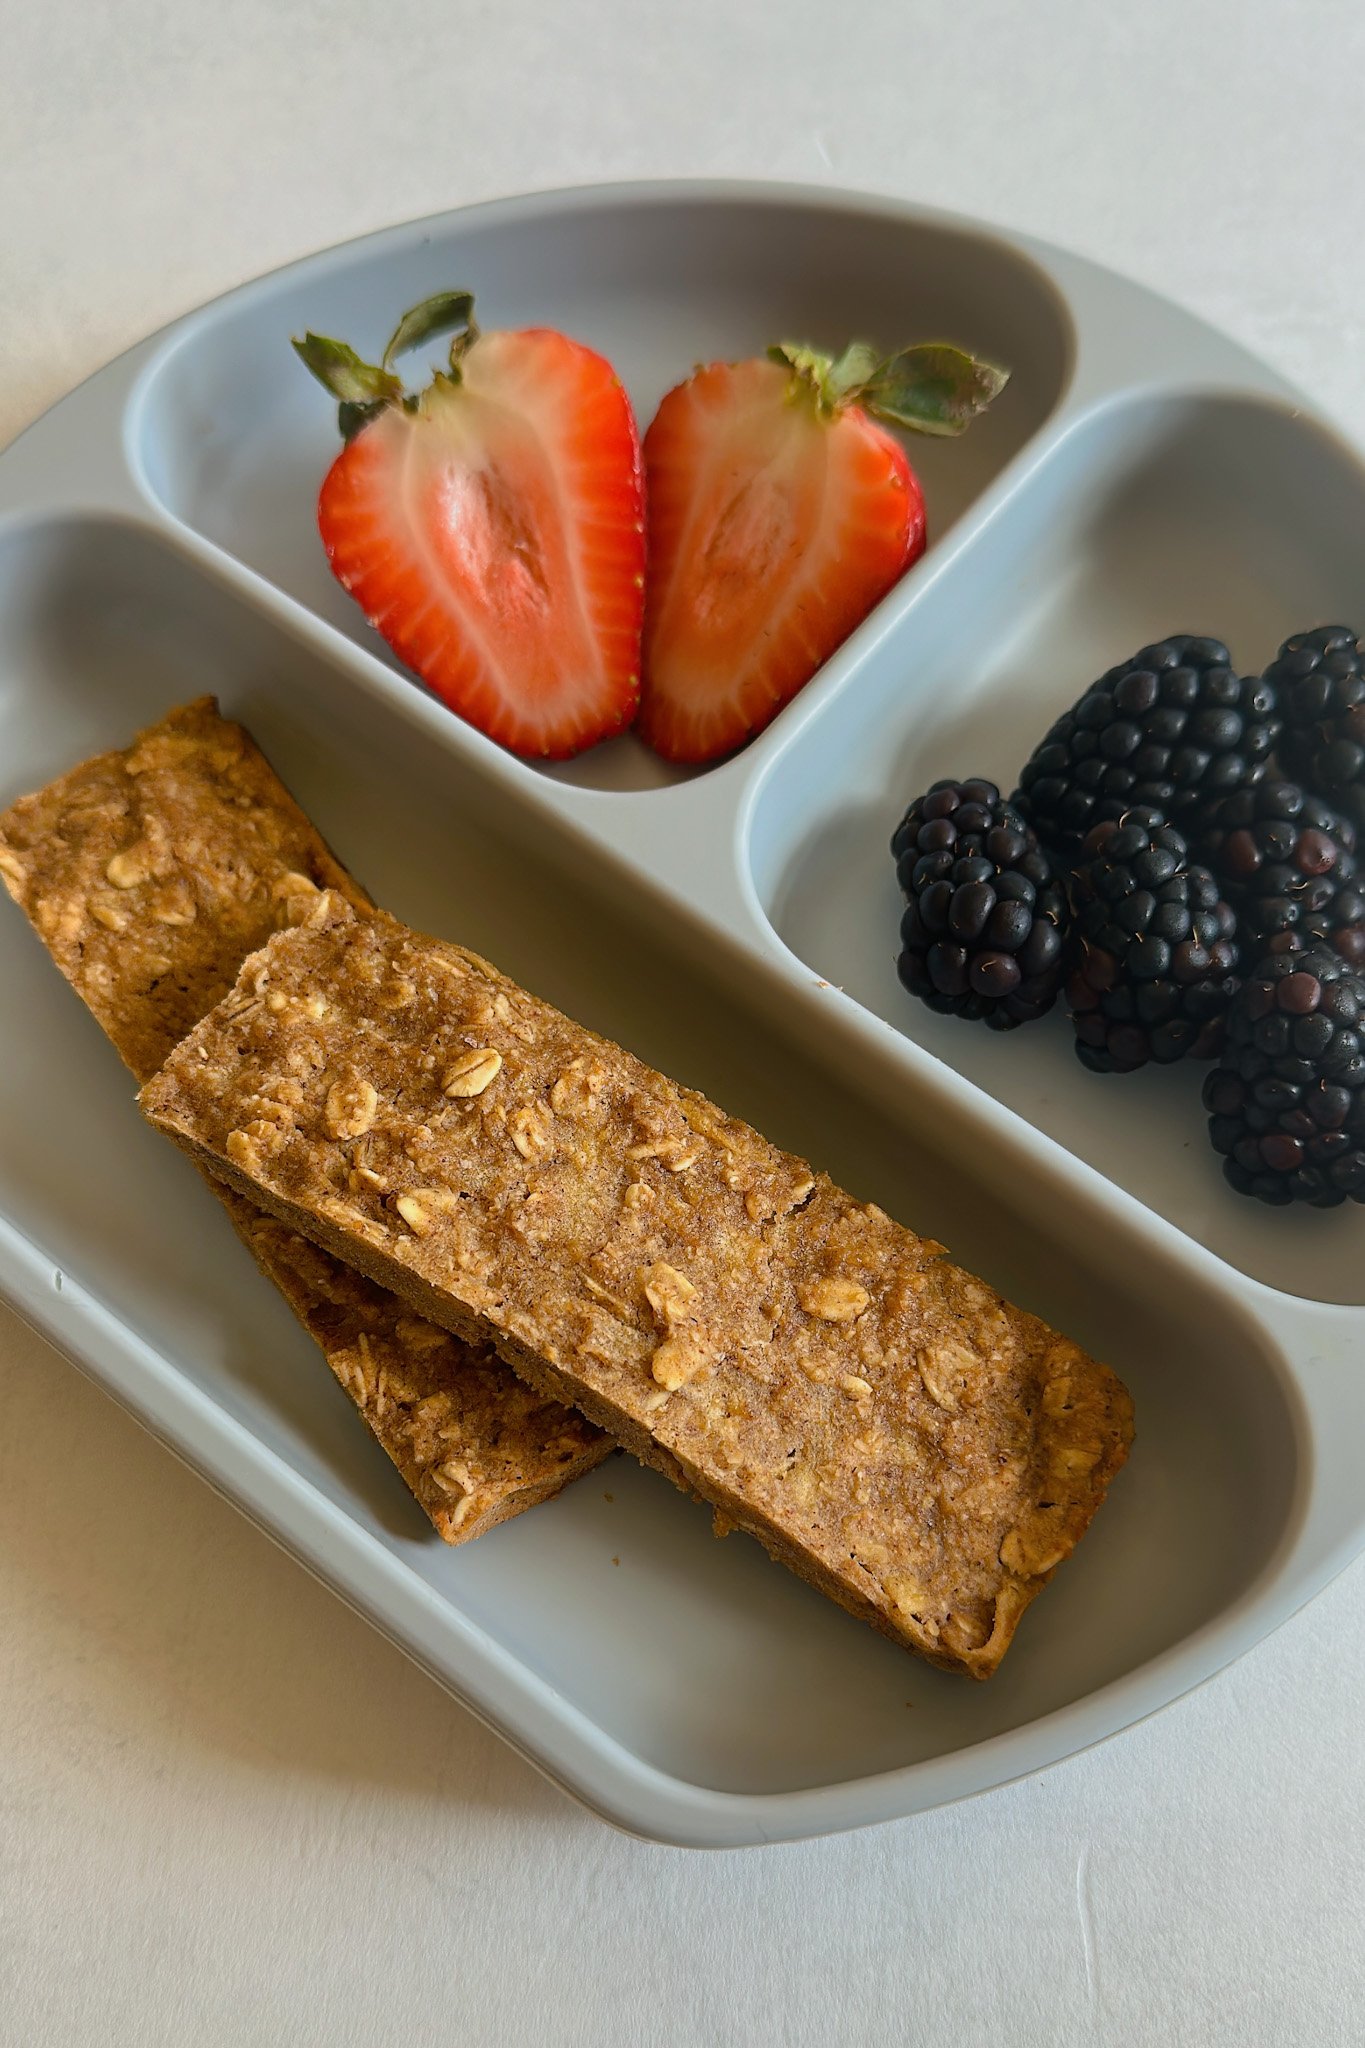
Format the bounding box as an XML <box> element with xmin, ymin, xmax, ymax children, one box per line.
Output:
<box><xmin>863</xmin><ymin>345</ymin><xmax>1009</xmax><ymax>437</ymax></box>
<box><xmin>336</xmin><ymin>398</ymin><xmax>391</xmax><ymax>445</ymax></box>
<box><xmin>823</xmin><ymin>341</ymin><xmax>882</xmax><ymax>404</ymax></box>
<box><xmin>291</xmin><ymin>333</ymin><xmax>403</xmax><ymax>408</ymax></box>
<box><xmin>767</xmin><ymin>340</ymin><xmax>833</xmax><ymax>402</ymax></box>
<box><xmin>381</xmin><ymin>290</ymin><xmax>478</xmax><ymax>372</ymax></box>
<box><xmin>768</xmin><ymin>337</ymin><xmax>1006</xmax><ymax>431</ymax></box>
<box><xmin>294</xmin><ymin>289</ymin><xmax>482</xmax><ymax>442</ymax></box>
<box><xmin>769</xmin><ymin>339</ymin><xmax>884</xmax><ymax>415</ymax></box>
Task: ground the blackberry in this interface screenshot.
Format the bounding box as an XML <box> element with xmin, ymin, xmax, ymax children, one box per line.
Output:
<box><xmin>1014</xmin><ymin>636</ymin><xmax>1279</xmax><ymax>855</ymax></box>
<box><xmin>892</xmin><ymin>778</ymin><xmax>1068</xmax><ymax>1029</ymax></box>
<box><xmin>1066</xmin><ymin>811</ymin><xmax>1241</xmax><ymax>1072</ymax></box>
<box><xmin>1203</xmin><ymin>946</ymin><xmax>1365</xmax><ymax>1206</ymax></box>
<box><xmin>1265</xmin><ymin>624</ymin><xmax>1365</xmax><ymax>833</ymax></box>
<box><xmin>1200</xmin><ymin>778</ymin><xmax>1365</xmax><ymax>967</ymax></box>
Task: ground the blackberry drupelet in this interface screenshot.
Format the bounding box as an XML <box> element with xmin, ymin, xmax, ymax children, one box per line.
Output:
<box><xmin>1204</xmin><ymin>946</ymin><xmax>1365</xmax><ymax>1205</ymax></box>
<box><xmin>1066</xmin><ymin>812</ymin><xmax>1241</xmax><ymax>1072</ymax></box>
<box><xmin>1266</xmin><ymin>624</ymin><xmax>1365</xmax><ymax>833</ymax></box>
<box><xmin>892</xmin><ymin>778</ymin><xmax>1068</xmax><ymax>1029</ymax></box>
<box><xmin>1200</xmin><ymin>778</ymin><xmax>1365</xmax><ymax>967</ymax></box>
<box><xmin>1014</xmin><ymin>636</ymin><xmax>1279</xmax><ymax>855</ymax></box>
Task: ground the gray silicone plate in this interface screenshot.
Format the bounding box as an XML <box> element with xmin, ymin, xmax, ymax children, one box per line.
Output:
<box><xmin>2</xmin><ymin>182</ymin><xmax>1362</xmax><ymax>1849</ymax></box>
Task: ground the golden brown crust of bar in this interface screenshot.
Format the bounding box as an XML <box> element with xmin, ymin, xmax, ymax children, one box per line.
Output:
<box><xmin>0</xmin><ymin>697</ymin><xmax>363</xmax><ymax>1075</ymax></box>
<box><xmin>141</xmin><ymin>899</ymin><xmax>1134</xmax><ymax>1677</ymax></box>
<box><xmin>228</xmin><ymin>1200</ymin><xmax>610</xmax><ymax>1537</ymax></box>
<box><xmin>0</xmin><ymin>701</ymin><xmax>607</xmax><ymax>1539</ymax></box>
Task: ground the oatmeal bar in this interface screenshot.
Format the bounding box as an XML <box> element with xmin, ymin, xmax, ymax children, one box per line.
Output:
<box><xmin>141</xmin><ymin>899</ymin><xmax>1134</xmax><ymax>1677</ymax></box>
<box><xmin>0</xmin><ymin>700</ymin><xmax>607</xmax><ymax>1539</ymax></box>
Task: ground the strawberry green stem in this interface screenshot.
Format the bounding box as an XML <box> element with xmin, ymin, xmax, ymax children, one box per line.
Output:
<box><xmin>767</xmin><ymin>337</ymin><xmax>1008</xmax><ymax>436</ymax></box>
<box><xmin>292</xmin><ymin>289</ymin><xmax>479</xmax><ymax>441</ymax></box>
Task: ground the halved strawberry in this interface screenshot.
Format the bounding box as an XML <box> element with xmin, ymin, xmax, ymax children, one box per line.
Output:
<box><xmin>638</xmin><ymin>338</ymin><xmax>1008</xmax><ymax>763</ymax></box>
<box><xmin>294</xmin><ymin>292</ymin><xmax>645</xmax><ymax>759</ymax></box>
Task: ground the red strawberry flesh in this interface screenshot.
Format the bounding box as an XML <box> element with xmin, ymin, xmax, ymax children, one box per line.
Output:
<box><xmin>308</xmin><ymin>322</ymin><xmax>644</xmax><ymax>760</ymax></box>
<box><xmin>638</xmin><ymin>358</ymin><xmax>925</xmax><ymax>763</ymax></box>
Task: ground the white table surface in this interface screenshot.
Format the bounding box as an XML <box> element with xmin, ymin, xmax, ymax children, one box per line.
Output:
<box><xmin>4</xmin><ymin>2</ymin><xmax>1364</xmax><ymax>2041</ymax></box>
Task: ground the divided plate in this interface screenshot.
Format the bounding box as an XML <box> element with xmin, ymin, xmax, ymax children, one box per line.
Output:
<box><xmin>1</xmin><ymin>183</ymin><xmax>1362</xmax><ymax>1849</ymax></box>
